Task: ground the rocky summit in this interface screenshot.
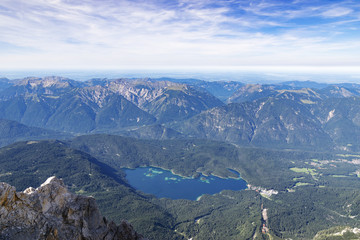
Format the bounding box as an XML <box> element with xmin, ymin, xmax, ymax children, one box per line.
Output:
<box><xmin>0</xmin><ymin>176</ymin><xmax>145</xmax><ymax>240</ymax></box>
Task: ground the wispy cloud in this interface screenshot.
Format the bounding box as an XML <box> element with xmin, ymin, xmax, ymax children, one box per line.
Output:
<box><xmin>321</xmin><ymin>7</ymin><xmax>353</xmax><ymax>18</ymax></box>
<box><xmin>0</xmin><ymin>0</ymin><xmax>359</xmax><ymax>69</ymax></box>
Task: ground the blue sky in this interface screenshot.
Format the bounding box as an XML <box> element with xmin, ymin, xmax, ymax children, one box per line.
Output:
<box><xmin>0</xmin><ymin>0</ymin><xmax>359</xmax><ymax>71</ymax></box>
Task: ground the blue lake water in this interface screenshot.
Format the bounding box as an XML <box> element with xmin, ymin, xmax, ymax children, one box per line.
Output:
<box><xmin>123</xmin><ymin>167</ymin><xmax>247</xmax><ymax>200</ymax></box>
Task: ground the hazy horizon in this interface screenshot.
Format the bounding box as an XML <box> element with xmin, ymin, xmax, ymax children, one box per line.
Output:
<box><xmin>1</xmin><ymin>66</ymin><xmax>360</xmax><ymax>84</ymax></box>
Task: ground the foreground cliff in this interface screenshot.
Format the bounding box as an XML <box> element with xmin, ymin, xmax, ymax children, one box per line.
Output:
<box><xmin>0</xmin><ymin>176</ymin><xmax>145</xmax><ymax>240</ymax></box>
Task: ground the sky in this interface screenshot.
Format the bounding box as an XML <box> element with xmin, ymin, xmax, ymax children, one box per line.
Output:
<box><xmin>0</xmin><ymin>0</ymin><xmax>360</xmax><ymax>73</ymax></box>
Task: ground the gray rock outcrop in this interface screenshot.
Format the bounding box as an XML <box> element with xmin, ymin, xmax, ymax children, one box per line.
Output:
<box><xmin>0</xmin><ymin>176</ymin><xmax>146</xmax><ymax>240</ymax></box>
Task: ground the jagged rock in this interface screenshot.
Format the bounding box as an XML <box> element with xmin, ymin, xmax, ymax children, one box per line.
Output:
<box><xmin>0</xmin><ymin>176</ymin><xmax>146</xmax><ymax>240</ymax></box>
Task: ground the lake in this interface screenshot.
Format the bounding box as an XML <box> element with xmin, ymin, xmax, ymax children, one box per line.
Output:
<box><xmin>123</xmin><ymin>167</ymin><xmax>248</xmax><ymax>200</ymax></box>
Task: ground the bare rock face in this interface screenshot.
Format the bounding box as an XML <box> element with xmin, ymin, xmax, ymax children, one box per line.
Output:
<box><xmin>0</xmin><ymin>176</ymin><xmax>146</xmax><ymax>240</ymax></box>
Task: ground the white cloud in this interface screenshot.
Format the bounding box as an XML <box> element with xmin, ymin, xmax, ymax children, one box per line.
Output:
<box><xmin>0</xmin><ymin>0</ymin><xmax>359</xmax><ymax>69</ymax></box>
<box><xmin>321</xmin><ymin>7</ymin><xmax>353</xmax><ymax>17</ymax></box>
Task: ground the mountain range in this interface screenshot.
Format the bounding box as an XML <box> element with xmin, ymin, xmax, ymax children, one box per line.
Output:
<box><xmin>1</xmin><ymin>77</ymin><xmax>360</xmax><ymax>151</ymax></box>
<box><xmin>0</xmin><ymin>77</ymin><xmax>222</xmax><ymax>133</ymax></box>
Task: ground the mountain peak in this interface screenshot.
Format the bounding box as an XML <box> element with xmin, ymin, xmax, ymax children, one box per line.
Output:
<box><xmin>0</xmin><ymin>176</ymin><xmax>146</xmax><ymax>240</ymax></box>
<box><xmin>16</xmin><ymin>76</ymin><xmax>77</xmax><ymax>89</ymax></box>
<box><xmin>39</xmin><ymin>175</ymin><xmax>60</xmax><ymax>187</ymax></box>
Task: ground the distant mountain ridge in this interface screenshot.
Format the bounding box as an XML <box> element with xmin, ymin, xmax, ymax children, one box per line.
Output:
<box><xmin>0</xmin><ymin>78</ymin><xmax>12</xmax><ymax>92</ymax></box>
<box><xmin>0</xmin><ymin>118</ymin><xmax>70</xmax><ymax>147</ymax></box>
<box><xmin>2</xmin><ymin>76</ymin><xmax>360</xmax><ymax>150</ymax></box>
<box><xmin>171</xmin><ymin>97</ymin><xmax>334</xmax><ymax>150</ymax></box>
<box><xmin>0</xmin><ymin>77</ymin><xmax>222</xmax><ymax>133</ymax></box>
<box><xmin>153</xmin><ymin>77</ymin><xmax>244</xmax><ymax>101</ymax></box>
<box><xmin>227</xmin><ymin>83</ymin><xmax>360</xmax><ymax>104</ymax></box>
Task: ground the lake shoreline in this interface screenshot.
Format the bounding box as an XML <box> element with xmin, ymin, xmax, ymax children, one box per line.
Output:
<box><xmin>123</xmin><ymin>166</ymin><xmax>248</xmax><ymax>200</ymax></box>
<box><xmin>123</xmin><ymin>165</ymin><xmax>243</xmax><ymax>180</ymax></box>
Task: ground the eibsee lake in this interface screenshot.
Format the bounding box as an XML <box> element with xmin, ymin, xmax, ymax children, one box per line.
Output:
<box><xmin>124</xmin><ymin>167</ymin><xmax>247</xmax><ymax>200</ymax></box>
